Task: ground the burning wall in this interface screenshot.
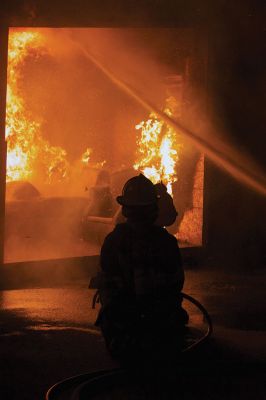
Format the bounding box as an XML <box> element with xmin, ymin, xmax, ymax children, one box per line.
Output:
<box><xmin>4</xmin><ymin>28</ymin><xmax>204</xmax><ymax>263</ymax></box>
<box><xmin>6</xmin><ymin>31</ymin><xmax>69</xmax><ymax>185</ymax></box>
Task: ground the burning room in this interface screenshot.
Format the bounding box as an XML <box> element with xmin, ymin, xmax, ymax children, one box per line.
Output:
<box><xmin>0</xmin><ymin>1</ymin><xmax>266</xmax><ymax>399</ymax></box>
<box><xmin>4</xmin><ymin>28</ymin><xmax>205</xmax><ymax>263</ymax></box>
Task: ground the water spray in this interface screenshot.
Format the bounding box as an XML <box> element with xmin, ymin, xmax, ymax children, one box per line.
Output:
<box><xmin>70</xmin><ymin>37</ymin><xmax>266</xmax><ymax>197</ymax></box>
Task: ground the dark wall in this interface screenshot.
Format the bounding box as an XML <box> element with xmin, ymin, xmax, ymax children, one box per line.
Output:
<box><xmin>204</xmin><ymin>2</ymin><xmax>266</xmax><ymax>268</ymax></box>
<box><xmin>1</xmin><ymin>0</ymin><xmax>209</xmax><ymax>27</ymax></box>
<box><xmin>204</xmin><ymin>162</ymin><xmax>266</xmax><ymax>268</ymax></box>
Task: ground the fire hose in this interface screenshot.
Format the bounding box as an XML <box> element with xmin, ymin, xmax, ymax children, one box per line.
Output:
<box><xmin>46</xmin><ymin>292</ymin><xmax>212</xmax><ymax>399</ymax></box>
<box><xmin>92</xmin><ymin>290</ymin><xmax>213</xmax><ymax>351</ymax></box>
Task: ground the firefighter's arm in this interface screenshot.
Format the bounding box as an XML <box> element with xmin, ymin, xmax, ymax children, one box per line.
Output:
<box><xmin>161</xmin><ymin>234</ymin><xmax>184</xmax><ymax>306</ymax></box>
<box><xmin>99</xmin><ymin>234</ymin><xmax>124</xmax><ymax>308</ymax></box>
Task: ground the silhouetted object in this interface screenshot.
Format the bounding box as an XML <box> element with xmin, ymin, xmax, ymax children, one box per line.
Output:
<box><xmin>170</xmin><ymin>142</ymin><xmax>200</xmax><ymax>234</ymax></box>
<box><xmin>95</xmin><ymin>174</ymin><xmax>187</xmax><ymax>365</ymax></box>
<box><xmin>114</xmin><ymin>180</ymin><xmax>178</xmax><ymax>228</ymax></box>
<box><xmin>154</xmin><ymin>182</ymin><xmax>178</xmax><ymax>227</ymax></box>
<box><xmin>84</xmin><ymin>170</ymin><xmax>115</xmax><ymax>218</ymax></box>
<box><xmin>6</xmin><ymin>181</ymin><xmax>40</xmax><ymax>201</ymax></box>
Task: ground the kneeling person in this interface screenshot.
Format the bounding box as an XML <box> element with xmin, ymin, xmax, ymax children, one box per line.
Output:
<box><xmin>96</xmin><ymin>174</ymin><xmax>187</xmax><ymax>363</ymax></box>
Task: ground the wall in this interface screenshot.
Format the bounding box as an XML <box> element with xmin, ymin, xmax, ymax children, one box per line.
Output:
<box><xmin>204</xmin><ymin>2</ymin><xmax>266</xmax><ymax>268</ymax></box>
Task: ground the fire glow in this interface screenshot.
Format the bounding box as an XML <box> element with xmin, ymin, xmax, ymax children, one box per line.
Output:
<box><xmin>3</xmin><ymin>28</ymin><xmax>205</xmax><ymax>264</ymax></box>
<box><xmin>6</xmin><ymin>30</ymin><xmax>70</xmax><ymax>184</ymax></box>
<box><xmin>6</xmin><ymin>29</ymin><xmax>179</xmax><ymax>195</ymax></box>
<box><xmin>134</xmin><ymin>108</ymin><xmax>180</xmax><ymax>195</ymax></box>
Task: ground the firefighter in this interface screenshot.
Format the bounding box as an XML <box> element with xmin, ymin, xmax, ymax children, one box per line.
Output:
<box><xmin>95</xmin><ymin>174</ymin><xmax>188</xmax><ymax>365</ymax></box>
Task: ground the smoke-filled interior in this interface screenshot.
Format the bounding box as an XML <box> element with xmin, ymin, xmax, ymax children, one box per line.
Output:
<box><xmin>4</xmin><ymin>28</ymin><xmax>204</xmax><ymax>263</ymax></box>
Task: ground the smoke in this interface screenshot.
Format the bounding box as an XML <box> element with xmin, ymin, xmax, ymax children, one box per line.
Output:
<box><xmin>25</xmin><ymin>27</ymin><xmax>265</xmax><ymax>197</ymax></box>
<box><xmin>4</xmin><ymin>194</ymin><xmax>99</xmax><ymax>263</ymax></box>
<box><xmin>61</xmin><ymin>29</ymin><xmax>266</xmax><ymax>197</ymax></box>
<box><xmin>5</xmin><ymin>26</ymin><xmax>266</xmax><ymax>263</ymax></box>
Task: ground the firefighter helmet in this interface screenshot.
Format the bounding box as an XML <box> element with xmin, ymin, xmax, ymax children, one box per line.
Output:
<box><xmin>116</xmin><ymin>174</ymin><xmax>158</xmax><ymax>206</ymax></box>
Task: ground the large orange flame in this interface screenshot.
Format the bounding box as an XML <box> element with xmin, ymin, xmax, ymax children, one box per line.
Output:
<box><xmin>134</xmin><ymin>103</ymin><xmax>180</xmax><ymax>195</ymax></box>
<box><xmin>6</xmin><ymin>30</ymin><xmax>69</xmax><ymax>183</ymax></box>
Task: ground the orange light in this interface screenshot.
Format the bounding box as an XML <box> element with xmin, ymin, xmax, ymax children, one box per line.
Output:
<box><xmin>134</xmin><ymin>103</ymin><xmax>180</xmax><ymax>196</ymax></box>
<box><xmin>6</xmin><ymin>30</ymin><xmax>69</xmax><ymax>184</ymax></box>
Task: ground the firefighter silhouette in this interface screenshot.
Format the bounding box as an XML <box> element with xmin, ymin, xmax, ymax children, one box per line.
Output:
<box><xmin>96</xmin><ymin>174</ymin><xmax>187</xmax><ymax>363</ymax></box>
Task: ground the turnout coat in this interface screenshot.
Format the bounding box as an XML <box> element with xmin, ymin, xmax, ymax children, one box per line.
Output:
<box><xmin>96</xmin><ymin>222</ymin><xmax>186</xmax><ymax>359</ymax></box>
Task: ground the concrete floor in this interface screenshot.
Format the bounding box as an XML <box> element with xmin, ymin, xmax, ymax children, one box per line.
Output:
<box><xmin>0</xmin><ymin>266</ymin><xmax>265</xmax><ymax>399</ymax></box>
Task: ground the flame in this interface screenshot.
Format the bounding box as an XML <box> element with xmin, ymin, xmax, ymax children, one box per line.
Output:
<box><xmin>134</xmin><ymin>105</ymin><xmax>180</xmax><ymax>195</ymax></box>
<box><xmin>81</xmin><ymin>147</ymin><xmax>106</xmax><ymax>169</ymax></box>
<box><xmin>81</xmin><ymin>148</ymin><xmax>92</xmax><ymax>164</ymax></box>
<box><xmin>6</xmin><ymin>30</ymin><xmax>69</xmax><ymax>183</ymax></box>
